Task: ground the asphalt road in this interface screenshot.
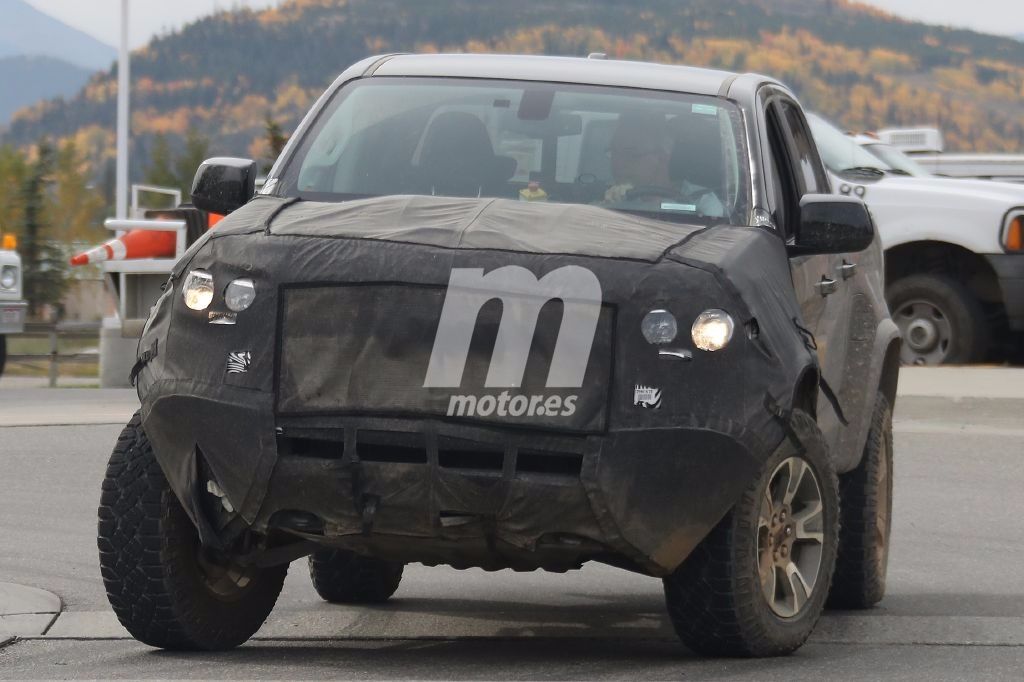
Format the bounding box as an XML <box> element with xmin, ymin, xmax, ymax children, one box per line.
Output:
<box><xmin>1</xmin><ymin>384</ymin><xmax>1023</xmax><ymax>679</ymax></box>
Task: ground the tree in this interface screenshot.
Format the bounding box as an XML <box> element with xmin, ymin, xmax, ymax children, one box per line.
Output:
<box><xmin>146</xmin><ymin>134</ymin><xmax>179</xmax><ymax>189</ymax></box>
<box><xmin>48</xmin><ymin>140</ymin><xmax>106</xmax><ymax>242</ymax></box>
<box><xmin>0</xmin><ymin>146</ymin><xmax>29</xmax><ymax>238</ymax></box>
<box><xmin>263</xmin><ymin>114</ymin><xmax>289</xmax><ymax>173</ymax></box>
<box><xmin>20</xmin><ymin>142</ymin><xmax>69</xmax><ymax>318</ymax></box>
<box><xmin>175</xmin><ymin>128</ymin><xmax>210</xmax><ymax>201</ymax></box>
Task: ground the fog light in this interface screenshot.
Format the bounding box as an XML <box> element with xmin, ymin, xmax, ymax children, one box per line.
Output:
<box><xmin>224</xmin><ymin>278</ymin><xmax>256</xmax><ymax>312</ymax></box>
<box><xmin>183</xmin><ymin>270</ymin><xmax>214</xmax><ymax>311</ymax></box>
<box><xmin>641</xmin><ymin>309</ymin><xmax>678</xmax><ymax>344</ymax></box>
<box><xmin>692</xmin><ymin>309</ymin><xmax>734</xmax><ymax>351</ymax></box>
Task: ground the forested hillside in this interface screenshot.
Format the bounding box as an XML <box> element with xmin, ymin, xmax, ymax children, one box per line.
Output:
<box><xmin>6</xmin><ymin>0</ymin><xmax>1024</xmax><ymax>182</ymax></box>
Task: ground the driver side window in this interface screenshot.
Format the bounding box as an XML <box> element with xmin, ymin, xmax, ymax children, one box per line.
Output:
<box><xmin>765</xmin><ymin>102</ymin><xmax>799</xmax><ymax>239</ymax></box>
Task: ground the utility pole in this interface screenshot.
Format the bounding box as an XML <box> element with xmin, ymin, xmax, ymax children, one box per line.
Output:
<box><xmin>116</xmin><ymin>0</ymin><xmax>130</xmax><ymax>220</ymax></box>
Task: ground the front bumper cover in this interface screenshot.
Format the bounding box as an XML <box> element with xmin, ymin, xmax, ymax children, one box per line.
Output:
<box><xmin>0</xmin><ymin>300</ymin><xmax>27</xmax><ymax>334</ymax></box>
<box><xmin>986</xmin><ymin>254</ymin><xmax>1024</xmax><ymax>331</ymax></box>
<box><xmin>142</xmin><ymin>385</ymin><xmax>763</xmax><ymax>576</ymax></box>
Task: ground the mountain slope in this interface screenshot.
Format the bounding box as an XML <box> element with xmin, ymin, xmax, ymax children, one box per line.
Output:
<box><xmin>0</xmin><ymin>0</ymin><xmax>115</xmax><ymax>69</ymax></box>
<box><xmin>0</xmin><ymin>55</ymin><xmax>92</xmax><ymax>125</ymax></box>
<box><xmin>4</xmin><ymin>0</ymin><xmax>1024</xmax><ymax>170</ymax></box>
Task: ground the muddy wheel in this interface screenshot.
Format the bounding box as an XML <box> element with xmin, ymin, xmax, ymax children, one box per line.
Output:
<box><xmin>97</xmin><ymin>411</ymin><xmax>287</xmax><ymax>650</ymax></box>
<box><xmin>828</xmin><ymin>392</ymin><xmax>893</xmax><ymax>609</ymax></box>
<box><xmin>308</xmin><ymin>549</ymin><xmax>403</xmax><ymax>604</ymax></box>
<box><xmin>887</xmin><ymin>274</ymin><xmax>988</xmax><ymax>365</ymax></box>
<box><xmin>663</xmin><ymin>409</ymin><xmax>839</xmax><ymax>657</ymax></box>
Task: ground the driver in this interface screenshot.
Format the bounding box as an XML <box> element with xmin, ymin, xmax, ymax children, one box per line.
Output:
<box><xmin>604</xmin><ymin>111</ymin><xmax>675</xmax><ymax>205</ymax></box>
<box><xmin>603</xmin><ymin>111</ymin><xmax>725</xmax><ymax>218</ymax></box>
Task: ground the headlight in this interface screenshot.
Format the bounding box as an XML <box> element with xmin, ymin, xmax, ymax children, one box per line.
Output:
<box><xmin>641</xmin><ymin>309</ymin><xmax>678</xmax><ymax>344</ymax></box>
<box><xmin>224</xmin><ymin>278</ymin><xmax>256</xmax><ymax>312</ymax></box>
<box><xmin>182</xmin><ymin>270</ymin><xmax>214</xmax><ymax>311</ymax></box>
<box><xmin>0</xmin><ymin>266</ymin><xmax>16</xmax><ymax>291</ymax></box>
<box><xmin>691</xmin><ymin>309</ymin><xmax>734</xmax><ymax>352</ymax></box>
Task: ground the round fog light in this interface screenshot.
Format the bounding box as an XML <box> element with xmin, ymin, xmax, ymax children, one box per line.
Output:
<box><xmin>692</xmin><ymin>309</ymin><xmax>734</xmax><ymax>352</ymax></box>
<box><xmin>225</xmin><ymin>278</ymin><xmax>256</xmax><ymax>312</ymax></box>
<box><xmin>641</xmin><ymin>309</ymin><xmax>678</xmax><ymax>344</ymax></box>
<box><xmin>182</xmin><ymin>270</ymin><xmax>214</xmax><ymax>311</ymax></box>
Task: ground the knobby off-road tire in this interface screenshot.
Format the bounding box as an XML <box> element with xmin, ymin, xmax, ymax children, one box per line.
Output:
<box><xmin>663</xmin><ymin>409</ymin><xmax>840</xmax><ymax>657</ymax></box>
<box><xmin>98</xmin><ymin>411</ymin><xmax>288</xmax><ymax>650</ymax></box>
<box><xmin>308</xmin><ymin>549</ymin><xmax>403</xmax><ymax>604</ymax></box>
<box><xmin>887</xmin><ymin>274</ymin><xmax>989</xmax><ymax>365</ymax></box>
<box><xmin>828</xmin><ymin>392</ymin><xmax>893</xmax><ymax>609</ymax></box>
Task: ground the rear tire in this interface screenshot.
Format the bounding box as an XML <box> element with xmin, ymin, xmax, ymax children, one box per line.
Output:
<box><xmin>663</xmin><ymin>410</ymin><xmax>839</xmax><ymax>657</ymax></box>
<box><xmin>828</xmin><ymin>392</ymin><xmax>893</xmax><ymax>609</ymax></box>
<box><xmin>887</xmin><ymin>274</ymin><xmax>988</xmax><ymax>365</ymax></box>
<box><xmin>98</xmin><ymin>411</ymin><xmax>287</xmax><ymax>650</ymax></box>
<box><xmin>308</xmin><ymin>549</ymin><xmax>403</xmax><ymax>604</ymax></box>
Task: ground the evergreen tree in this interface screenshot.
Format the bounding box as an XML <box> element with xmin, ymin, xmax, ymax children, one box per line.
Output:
<box><xmin>263</xmin><ymin>114</ymin><xmax>289</xmax><ymax>173</ymax></box>
<box><xmin>175</xmin><ymin>129</ymin><xmax>211</xmax><ymax>201</ymax></box>
<box><xmin>20</xmin><ymin>142</ymin><xmax>68</xmax><ymax>319</ymax></box>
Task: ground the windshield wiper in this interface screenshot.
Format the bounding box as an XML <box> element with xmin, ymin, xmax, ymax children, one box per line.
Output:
<box><xmin>839</xmin><ymin>166</ymin><xmax>886</xmax><ymax>177</ymax></box>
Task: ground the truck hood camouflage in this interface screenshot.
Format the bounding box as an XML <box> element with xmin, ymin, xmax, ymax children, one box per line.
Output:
<box><xmin>135</xmin><ymin>194</ymin><xmax>818</xmax><ymax>575</ymax></box>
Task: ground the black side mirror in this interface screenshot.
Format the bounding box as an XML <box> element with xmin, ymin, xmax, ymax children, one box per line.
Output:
<box><xmin>191</xmin><ymin>157</ymin><xmax>257</xmax><ymax>216</ymax></box>
<box><xmin>789</xmin><ymin>194</ymin><xmax>875</xmax><ymax>256</ymax></box>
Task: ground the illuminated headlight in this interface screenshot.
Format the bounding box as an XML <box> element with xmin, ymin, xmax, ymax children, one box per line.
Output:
<box><xmin>641</xmin><ymin>309</ymin><xmax>678</xmax><ymax>344</ymax></box>
<box><xmin>0</xmin><ymin>266</ymin><xmax>16</xmax><ymax>290</ymax></box>
<box><xmin>691</xmin><ymin>309</ymin><xmax>734</xmax><ymax>352</ymax></box>
<box><xmin>182</xmin><ymin>270</ymin><xmax>214</xmax><ymax>311</ymax></box>
<box><xmin>224</xmin><ymin>278</ymin><xmax>256</xmax><ymax>312</ymax></box>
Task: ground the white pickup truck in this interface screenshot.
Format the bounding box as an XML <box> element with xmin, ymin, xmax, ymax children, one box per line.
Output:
<box><xmin>808</xmin><ymin>114</ymin><xmax>1024</xmax><ymax>365</ymax></box>
<box><xmin>0</xmin><ymin>233</ymin><xmax>27</xmax><ymax>376</ymax></box>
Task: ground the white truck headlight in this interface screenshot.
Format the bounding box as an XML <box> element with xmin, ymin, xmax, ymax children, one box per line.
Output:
<box><xmin>0</xmin><ymin>266</ymin><xmax>16</xmax><ymax>290</ymax></box>
<box><xmin>224</xmin><ymin>278</ymin><xmax>256</xmax><ymax>312</ymax></box>
<box><xmin>641</xmin><ymin>309</ymin><xmax>678</xmax><ymax>344</ymax></box>
<box><xmin>692</xmin><ymin>309</ymin><xmax>734</xmax><ymax>351</ymax></box>
<box><xmin>182</xmin><ymin>270</ymin><xmax>214</xmax><ymax>311</ymax></box>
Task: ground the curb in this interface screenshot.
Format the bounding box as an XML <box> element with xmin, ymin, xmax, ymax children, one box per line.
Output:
<box><xmin>0</xmin><ymin>582</ymin><xmax>62</xmax><ymax>642</ymax></box>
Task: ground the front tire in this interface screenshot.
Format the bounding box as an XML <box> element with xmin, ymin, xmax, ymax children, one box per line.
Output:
<box><xmin>97</xmin><ymin>412</ymin><xmax>287</xmax><ymax>650</ymax></box>
<box><xmin>887</xmin><ymin>274</ymin><xmax>988</xmax><ymax>365</ymax></box>
<box><xmin>828</xmin><ymin>392</ymin><xmax>893</xmax><ymax>609</ymax></box>
<box><xmin>308</xmin><ymin>549</ymin><xmax>403</xmax><ymax>604</ymax></box>
<box><xmin>663</xmin><ymin>410</ymin><xmax>839</xmax><ymax>657</ymax></box>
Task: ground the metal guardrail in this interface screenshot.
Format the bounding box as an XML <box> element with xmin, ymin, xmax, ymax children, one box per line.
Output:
<box><xmin>7</xmin><ymin>321</ymin><xmax>101</xmax><ymax>387</ymax></box>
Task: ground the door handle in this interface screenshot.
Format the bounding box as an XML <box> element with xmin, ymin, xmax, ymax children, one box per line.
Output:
<box><xmin>838</xmin><ymin>261</ymin><xmax>857</xmax><ymax>279</ymax></box>
<box><xmin>816</xmin><ymin>277</ymin><xmax>838</xmax><ymax>296</ymax></box>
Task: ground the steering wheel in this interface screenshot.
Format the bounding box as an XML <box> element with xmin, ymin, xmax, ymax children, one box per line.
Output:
<box><xmin>624</xmin><ymin>185</ymin><xmax>680</xmax><ymax>202</ymax></box>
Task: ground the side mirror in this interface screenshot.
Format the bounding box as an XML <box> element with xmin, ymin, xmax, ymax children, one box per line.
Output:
<box><xmin>191</xmin><ymin>157</ymin><xmax>257</xmax><ymax>215</ymax></box>
<box><xmin>789</xmin><ymin>194</ymin><xmax>875</xmax><ymax>256</ymax></box>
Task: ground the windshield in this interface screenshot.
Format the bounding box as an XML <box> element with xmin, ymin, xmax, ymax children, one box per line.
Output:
<box><xmin>273</xmin><ymin>77</ymin><xmax>751</xmax><ymax>225</ymax></box>
<box><xmin>862</xmin><ymin>143</ymin><xmax>931</xmax><ymax>177</ymax></box>
<box><xmin>806</xmin><ymin>113</ymin><xmax>893</xmax><ymax>176</ymax></box>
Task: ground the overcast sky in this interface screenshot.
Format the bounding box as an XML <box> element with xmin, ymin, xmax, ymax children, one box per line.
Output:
<box><xmin>23</xmin><ymin>0</ymin><xmax>1024</xmax><ymax>49</ymax></box>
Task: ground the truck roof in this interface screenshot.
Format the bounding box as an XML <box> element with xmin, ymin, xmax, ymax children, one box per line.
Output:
<box><xmin>366</xmin><ymin>53</ymin><xmax>775</xmax><ymax>99</ymax></box>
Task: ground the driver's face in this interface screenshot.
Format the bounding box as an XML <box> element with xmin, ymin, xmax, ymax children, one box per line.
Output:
<box><xmin>609</xmin><ymin>120</ymin><xmax>672</xmax><ymax>187</ymax></box>
<box><xmin>610</xmin><ymin>144</ymin><xmax>670</xmax><ymax>186</ymax></box>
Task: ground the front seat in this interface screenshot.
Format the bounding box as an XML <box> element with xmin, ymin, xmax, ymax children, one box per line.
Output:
<box><xmin>417</xmin><ymin>111</ymin><xmax>515</xmax><ymax>198</ymax></box>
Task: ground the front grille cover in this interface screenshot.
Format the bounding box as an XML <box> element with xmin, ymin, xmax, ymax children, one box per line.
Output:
<box><xmin>276</xmin><ymin>283</ymin><xmax>614</xmax><ymax>433</ymax></box>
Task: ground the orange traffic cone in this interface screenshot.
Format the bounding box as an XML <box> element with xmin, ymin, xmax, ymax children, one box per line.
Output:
<box><xmin>70</xmin><ymin>229</ymin><xmax>177</xmax><ymax>266</ymax></box>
